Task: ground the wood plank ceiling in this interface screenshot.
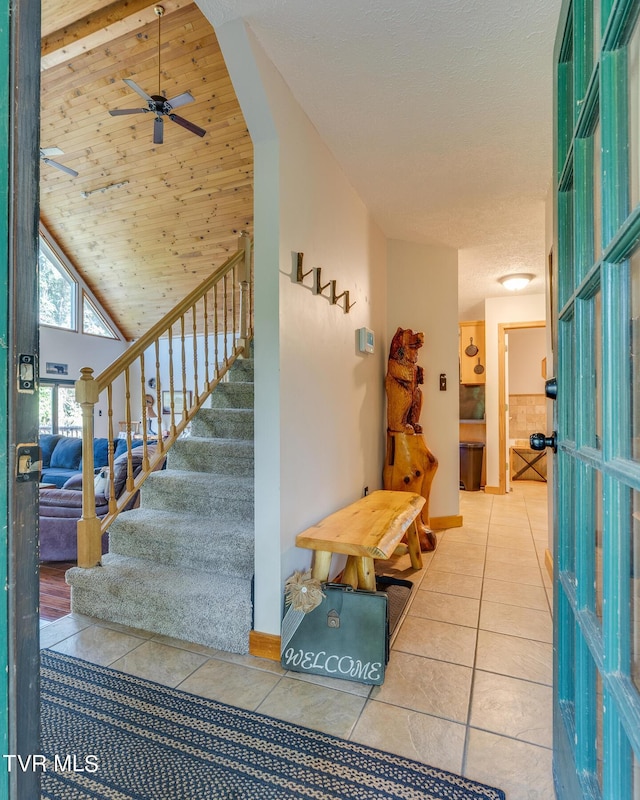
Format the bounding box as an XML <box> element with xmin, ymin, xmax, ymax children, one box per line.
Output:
<box><xmin>39</xmin><ymin>1</ymin><xmax>253</xmax><ymax>341</ymax></box>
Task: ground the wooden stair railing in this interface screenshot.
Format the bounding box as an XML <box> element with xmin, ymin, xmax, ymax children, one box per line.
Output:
<box><xmin>75</xmin><ymin>232</ymin><xmax>253</xmax><ymax>568</ymax></box>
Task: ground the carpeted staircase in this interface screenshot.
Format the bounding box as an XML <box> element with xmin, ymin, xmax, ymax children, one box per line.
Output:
<box><xmin>66</xmin><ymin>356</ymin><xmax>254</xmax><ymax>654</ymax></box>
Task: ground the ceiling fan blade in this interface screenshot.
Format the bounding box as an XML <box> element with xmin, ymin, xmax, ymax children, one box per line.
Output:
<box><xmin>153</xmin><ymin>116</ymin><xmax>164</xmax><ymax>145</ymax></box>
<box><xmin>40</xmin><ymin>147</ymin><xmax>64</xmax><ymax>157</ymax></box>
<box><xmin>109</xmin><ymin>107</ymin><xmax>149</xmax><ymax>116</ymax></box>
<box><xmin>169</xmin><ymin>114</ymin><xmax>206</xmax><ymax>138</ymax></box>
<box><xmin>165</xmin><ymin>92</ymin><xmax>194</xmax><ymax>111</ymax></box>
<box><xmin>123</xmin><ymin>78</ymin><xmax>154</xmax><ymax>102</ymax></box>
<box><xmin>42</xmin><ymin>158</ymin><xmax>78</xmax><ymax>178</ymax></box>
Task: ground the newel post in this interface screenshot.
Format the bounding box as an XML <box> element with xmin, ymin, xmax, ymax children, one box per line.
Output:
<box><xmin>238</xmin><ymin>231</ymin><xmax>251</xmax><ymax>348</ymax></box>
<box><xmin>75</xmin><ymin>367</ymin><xmax>102</xmax><ymax>568</ymax></box>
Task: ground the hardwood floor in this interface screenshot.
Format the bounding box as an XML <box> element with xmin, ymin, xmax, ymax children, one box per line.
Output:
<box><xmin>39</xmin><ymin>562</ymin><xmax>72</xmax><ymax>622</ymax></box>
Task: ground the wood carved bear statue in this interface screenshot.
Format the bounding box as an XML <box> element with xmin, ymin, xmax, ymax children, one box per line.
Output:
<box><xmin>383</xmin><ymin>327</ymin><xmax>438</xmax><ymax>551</ymax></box>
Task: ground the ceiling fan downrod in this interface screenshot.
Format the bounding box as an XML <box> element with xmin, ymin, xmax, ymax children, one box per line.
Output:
<box><xmin>154</xmin><ymin>6</ymin><xmax>164</xmax><ymax>97</ymax></box>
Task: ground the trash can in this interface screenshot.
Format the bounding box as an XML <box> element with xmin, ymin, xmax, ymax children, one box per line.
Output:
<box><xmin>459</xmin><ymin>442</ymin><xmax>484</xmax><ymax>491</ymax></box>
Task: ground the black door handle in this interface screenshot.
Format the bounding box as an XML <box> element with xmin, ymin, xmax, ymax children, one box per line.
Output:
<box><xmin>545</xmin><ymin>378</ymin><xmax>557</xmax><ymax>400</ymax></box>
<box><xmin>530</xmin><ymin>431</ymin><xmax>557</xmax><ymax>453</ymax></box>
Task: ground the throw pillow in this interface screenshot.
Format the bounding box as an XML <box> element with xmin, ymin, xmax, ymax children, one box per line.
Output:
<box><xmin>93</xmin><ymin>438</ymin><xmax>112</xmax><ymax>468</ymax></box>
<box><xmin>49</xmin><ymin>436</ymin><xmax>83</xmax><ymax>470</ymax></box>
<box><xmin>39</xmin><ymin>434</ymin><xmax>62</xmax><ymax>468</ymax></box>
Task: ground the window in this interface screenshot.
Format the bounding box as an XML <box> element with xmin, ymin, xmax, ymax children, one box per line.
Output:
<box><xmin>38</xmin><ymin>238</ymin><xmax>76</xmax><ymax>330</ymax></box>
<box><xmin>82</xmin><ymin>293</ymin><xmax>117</xmax><ymax>339</ymax></box>
<box><xmin>38</xmin><ymin>227</ymin><xmax>123</xmax><ymax>341</ymax></box>
<box><xmin>39</xmin><ymin>380</ymin><xmax>82</xmax><ymax>436</ymax></box>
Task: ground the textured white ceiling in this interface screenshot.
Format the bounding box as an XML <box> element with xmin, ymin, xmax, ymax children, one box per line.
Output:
<box><xmin>199</xmin><ymin>0</ymin><xmax>561</xmax><ymax>319</ymax></box>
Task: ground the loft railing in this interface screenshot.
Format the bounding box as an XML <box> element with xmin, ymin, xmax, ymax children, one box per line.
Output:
<box><xmin>75</xmin><ymin>232</ymin><xmax>253</xmax><ymax>568</ymax></box>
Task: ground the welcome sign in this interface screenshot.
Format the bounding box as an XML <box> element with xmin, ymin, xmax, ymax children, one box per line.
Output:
<box><xmin>281</xmin><ymin>584</ymin><xmax>389</xmax><ymax>685</ymax></box>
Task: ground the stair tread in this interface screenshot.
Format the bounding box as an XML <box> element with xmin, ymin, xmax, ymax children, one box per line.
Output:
<box><xmin>67</xmin><ymin>554</ymin><xmax>252</xmax><ymax>653</ymax></box>
<box><xmin>174</xmin><ymin>436</ymin><xmax>254</xmax><ymax>451</ymax></box>
<box><xmin>148</xmin><ymin>470</ymin><xmax>253</xmax><ymax>488</ymax></box>
<box><xmin>112</xmin><ymin>507</ymin><xmax>254</xmax><ymax>538</ymax></box>
<box><xmin>69</xmin><ymin>553</ymin><xmax>251</xmax><ymax>587</ymax></box>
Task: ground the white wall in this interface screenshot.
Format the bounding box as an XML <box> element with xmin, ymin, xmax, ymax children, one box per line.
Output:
<box><xmin>386</xmin><ymin>240</ymin><xmax>460</xmax><ymax>519</ymax></box>
<box><xmin>485</xmin><ymin>294</ymin><xmax>546</xmax><ymax>489</ymax></box>
<box><xmin>215</xmin><ymin>19</ymin><xmax>388</xmax><ymax>636</ymax></box>
<box><xmin>508</xmin><ymin>327</ymin><xmax>546</xmax><ymax>395</ymax></box>
<box><xmin>39</xmin><ymin>326</ymin><xmax>128</xmax><ymax>438</ymax></box>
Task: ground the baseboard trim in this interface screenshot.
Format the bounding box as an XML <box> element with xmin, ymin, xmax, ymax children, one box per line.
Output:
<box><xmin>249</xmin><ymin>630</ymin><xmax>281</xmax><ymax>661</ymax></box>
<box><xmin>429</xmin><ymin>515</ymin><xmax>463</xmax><ymax>530</ymax></box>
<box><xmin>484</xmin><ymin>485</ymin><xmax>502</xmax><ymax>495</ymax></box>
<box><xmin>545</xmin><ymin>548</ymin><xmax>553</xmax><ymax>581</ymax></box>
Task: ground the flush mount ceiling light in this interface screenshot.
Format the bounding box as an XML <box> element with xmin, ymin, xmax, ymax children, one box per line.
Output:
<box><xmin>498</xmin><ymin>273</ymin><xmax>534</xmax><ymax>291</ymax></box>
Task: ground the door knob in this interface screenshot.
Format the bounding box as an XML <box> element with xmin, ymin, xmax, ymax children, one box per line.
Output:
<box><xmin>545</xmin><ymin>378</ymin><xmax>557</xmax><ymax>400</ymax></box>
<box><xmin>530</xmin><ymin>431</ymin><xmax>557</xmax><ymax>453</ymax></box>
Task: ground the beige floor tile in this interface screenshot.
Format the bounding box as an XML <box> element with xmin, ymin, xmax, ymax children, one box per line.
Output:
<box><xmin>480</xmin><ymin>600</ymin><xmax>552</xmax><ymax>643</ymax></box>
<box><xmin>465</xmin><ymin>729</ymin><xmax>555</xmax><ymax>800</ymax></box>
<box><xmin>256</xmin><ymin>676</ymin><xmax>367</xmax><ymax>738</ymax></box>
<box><xmin>483</xmin><ymin>560</ymin><xmax>544</xmax><ymax>587</ymax></box>
<box><xmin>429</xmin><ymin>550</ymin><xmax>485</xmax><ymax>578</ymax></box>
<box><xmin>351</xmin><ymin>700</ymin><xmax>466</xmax><ymax>775</ymax></box>
<box><xmin>487</xmin><ymin>531</ymin><xmax>536</xmax><ymax>552</ymax></box>
<box><xmin>111</xmin><ymin>640</ymin><xmax>208</xmax><ymax>687</ymax></box>
<box><xmin>372</xmin><ymin>651</ymin><xmax>472</xmax><ymax>723</ymax></box>
<box><xmin>178</xmin><ymin>658</ymin><xmax>283</xmax><ymax>710</ymax></box>
<box><xmin>531</xmin><ymin>525</ymin><xmax>550</xmax><ymax>542</ymax></box>
<box><xmin>393</xmin><ymin>616</ymin><xmax>477</xmax><ymax>667</ymax></box>
<box><xmin>441</xmin><ymin>527</ymin><xmax>489</xmax><ymax>545</ymax></box>
<box><xmin>435</xmin><ymin>540</ymin><xmax>487</xmax><ymax>561</ymax></box>
<box><xmin>49</xmin><ymin>625</ymin><xmax>146</xmax><ymax>666</ymax></box>
<box><xmin>485</xmin><ymin>545</ymin><xmax>540</xmax><ymax>569</ymax></box>
<box><xmin>39</xmin><ymin>614</ymin><xmax>95</xmax><ymax>649</ymax></box>
<box><xmin>90</xmin><ymin>619</ymin><xmax>157</xmax><ymax>640</ymax></box>
<box><xmin>469</xmin><ymin>671</ymin><xmax>552</xmax><ymax>747</ymax></box>
<box><xmin>489</xmin><ymin>522</ymin><xmax>531</xmax><ymax>547</ymax></box>
<box><xmin>286</xmin><ymin>668</ymin><xmax>372</xmax><ymax>697</ymax></box>
<box><xmin>409</xmin><ymin>589</ymin><xmax>480</xmax><ymax>628</ymax></box>
<box><xmin>475</xmin><ymin>630</ymin><xmax>552</xmax><ymax>685</ymax></box>
<box><xmin>490</xmin><ymin>516</ymin><xmax>531</xmax><ymax>531</ymax></box>
<box><xmin>181</xmin><ymin>644</ymin><xmax>286</xmax><ymax>676</ymax></box>
<box><xmin>481</xmin><ymin>578</ymin><xmax>549</xmax><ymax>612</ymax></box>
<box><xmin>150</xmin><ymin>633</ymin><xmax>236</xmax><ymax>659</ymax></box>
<box><xmin>421</xmin><ymin>569</ymin><xmax>483</xmax><ymax>599</ymax></box>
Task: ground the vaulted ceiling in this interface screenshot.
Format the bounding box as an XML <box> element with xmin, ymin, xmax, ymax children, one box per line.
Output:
<box><xmin>40</xmin><ymin>0</ymin><xmax>253</xmax><ymax>341</ymax></box>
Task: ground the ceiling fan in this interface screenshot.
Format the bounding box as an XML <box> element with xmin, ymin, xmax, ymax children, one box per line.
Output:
<box><xmin>39</xmin><ymin>147</ymin><xmax>78</xmax><ymax>177</ymax></box>
<box><xmin>107</xmin><ymin>5</ymin><xmax>206</xmax><ymax>145</ymax></box>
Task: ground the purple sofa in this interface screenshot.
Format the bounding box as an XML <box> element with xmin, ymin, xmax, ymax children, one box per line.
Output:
<box><xmin>38</xmin><ymin>445</ymin><xmax>160</xmax><ymax>562</ymax></box>
<box><xmin>38</xmin><ymin>487</ymin><xmax>110</xmax><ymax>561</ymax></box>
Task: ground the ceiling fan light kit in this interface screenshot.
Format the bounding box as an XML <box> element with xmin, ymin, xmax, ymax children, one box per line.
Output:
<box><xmin>498</xmin><ymin>273</ymin><xmax>534</xmax><ymax>291</ymax></box>
<box><xmin>107</xmin><ymin>5</ymin><xmax>207</xmax><ymax>144</ymax></box>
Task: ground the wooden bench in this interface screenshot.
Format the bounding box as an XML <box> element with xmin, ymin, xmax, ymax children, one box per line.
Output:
<box><xmin>295</xmin><ymin>490</ymin><xmax>425</xmax><ymax>591</ymax></box>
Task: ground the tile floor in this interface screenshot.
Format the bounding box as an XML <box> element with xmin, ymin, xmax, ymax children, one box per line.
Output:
<box><xmin>40</xmin><ymin>482</ymin><xmax>556</xmax><ymax>800</ymax></box>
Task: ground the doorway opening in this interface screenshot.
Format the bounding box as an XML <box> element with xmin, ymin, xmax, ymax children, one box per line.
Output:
<box><xmin>497</xmin><ymin>320</ymin><xmax>547</xmax><ymax>495</ymax></box>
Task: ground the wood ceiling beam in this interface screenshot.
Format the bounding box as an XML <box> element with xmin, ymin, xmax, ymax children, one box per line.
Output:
<box><xmin>41</xmin><ymin>0</ymin><xmax>193</xmax><ymax>71</ymax></box>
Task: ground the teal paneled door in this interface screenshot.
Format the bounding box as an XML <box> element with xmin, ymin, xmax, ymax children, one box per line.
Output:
<box><xmin>1</xmin><ymin>0</ymin><xmax>42</xmax><ymax>798</ymax></box>
<box><xmin>0</xmin><ymin>0</ymin><xmax>10</xmax><ymax>796</ymax></box>
<box><xmin>554</xmin><ymin>0</ymin><xmax>640</xmax><ymax>797</ymax></box>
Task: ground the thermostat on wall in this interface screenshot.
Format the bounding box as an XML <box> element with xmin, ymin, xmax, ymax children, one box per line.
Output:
<box><xmin>358</xmin><ymin>327</ymin><xmax>375</xmax><ymax>354</ymax></box>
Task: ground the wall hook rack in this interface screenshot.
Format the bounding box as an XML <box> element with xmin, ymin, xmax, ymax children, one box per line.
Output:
<box><xmin>330</xmin><ymin>280</ymin><xmax>344</xmax><ymax>304</ymax></box>
<box><xmin>314</xmin><ymin>267</ymin><xmax>331</xmax><ymax>295</ymax></box>
<box><xmin>296</xmin><ymin>252</ymin><xmax>313</xmax><ymax>283</ymax></box>
<box><xmin>330</xmin><ymin>281</ymin><xmax>356</xmax><ymax>313</ymax></box>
